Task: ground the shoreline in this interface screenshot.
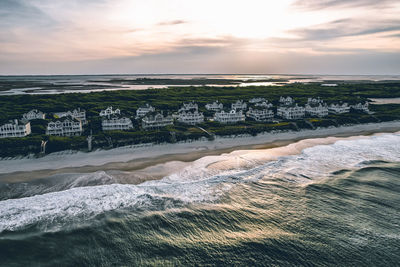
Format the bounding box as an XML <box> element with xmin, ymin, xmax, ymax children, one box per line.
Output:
<box><xmin>0</xmin><ymin>121</ymin><xmax>399</xmax><ymax>183</ymax></box>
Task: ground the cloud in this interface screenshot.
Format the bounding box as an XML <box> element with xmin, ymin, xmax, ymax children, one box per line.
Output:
<box><xmin>157</xmin><ymin>20</ymin><xmax>187</xmax><ymax>26</ymax></box>
<box><xmin>0</xmin><ymin>0</ymin><xmax>54</xmax><ymax>27</ymax></box>
<box><xmin>2</xmin><ymin>46</ymin><xmax>399</xmax><ymax>75</ymax></box>
<box><xmin>292</xmin><ymin>0</ymin><xmax>398</xmax><ymax>10</ymax></box>
<box><xmin>0</xmin><ymin>0</ymin><xmax>399</xmax><ymax>75</ymax></box>
<box><xmin>289</xmin><ymin>19</ymin><xmax>400</xmax><ymax>40</ymax></box>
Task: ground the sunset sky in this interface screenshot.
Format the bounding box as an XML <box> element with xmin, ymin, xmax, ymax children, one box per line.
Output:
<box><xmin>1</xmin><ymin>0</ymin><xmax>400</xmax><ymax>75</ymax></box>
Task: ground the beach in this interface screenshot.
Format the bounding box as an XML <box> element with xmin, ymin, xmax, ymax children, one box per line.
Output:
<box><xmin>1</xmin><ymin>121</ymin><xmax>399</xmax><ymax>266</ymax></box>
<box><xmin>1</xmin><ymin>120</ymin><xmax>399</xmax><ymax>183</ymax></box>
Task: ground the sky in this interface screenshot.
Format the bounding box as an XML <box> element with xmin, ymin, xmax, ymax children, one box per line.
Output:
<box><xmin>1</xmin><ymin>0</ymin><xmax>400</xmax><ymax>75</ymax></box>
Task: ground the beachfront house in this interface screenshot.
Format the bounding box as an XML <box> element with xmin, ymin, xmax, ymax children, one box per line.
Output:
<box><xmin>255</xmin><ymin>101</ymin><xmax>273</xmax><ymax>108</ymax></box>
<box><xmin>247</xmin><ymin>108</ymin><xmax>274</xmax><ymax>121</ymax></box>
<box><xmin>205</xmin><ymin>101</ymin><xmax>223</xmax><ymax>111</ymax></box>
<box><xmin>22</xmin><ymin>109</ymin><xmax>45</xmax><ymax>121</ymax></box>
<box><xmin>55</xmin><ymin>108</ymin><xmax>87</xmax><ymax>125</ymax></box>
<box><xmin>249</xmin><ymin>97</ymin><xmax>265</xmax><ymax>104</ymax></box>
<box><xmin>277</xmin><ymin>104</ymin><xmax>305</xmax><ymax>120</ymax></box>
<box><xmin>214</xmin><ymin>109</ymin><xmax>245</xmax><ymax>123</ymax></box>
<box><xmin>142</xmin><ymin>113</ymin><xmax>173</xmax><ymax>129</ymax></box>
<box><xmin>102</xmin><ymin>117</ymin><xmax>133</xmax><ymax>131</ymax></box>
<box><xmin>305</xmin><ymin>103</ymin><xmax>329</xmax><ymax>117</ymax></box>
<box><xmin>279</xmin><ymin>96</ymin><xmax>294</xmax><ymax>106</ymax></box>
<box><xmin>0</xmin><ymin>120</ymin><xmax>31</xmax><ymax>138</ymax></box>
<box><xmin>179</xmin><ymin>102</ymin><xmax>198</xmax><ymax>112</ymax></box>
<box><xmin>136</xmin><ymin>104</ymin><xmax>155</xmax><ymax>119</ymax></box>
<box><xmin>177</xmin><ymin>110</ymin><xmax>204</xmax><ymax>125</ymax></box>
<box><xmin>46</xmin><ymin>118</ymin><xmax>82</xmax><ymax>136</ymax></box>
<box><xmin>351</xmin><ymin>102</ymin><xmax>370</xmax><ymax>113</ymax></box>
<box><xmin>307</xmin><ymin>97</ymin><xmax>324</xmax><ymax>105</ymax></box>
<box><xmin>99</xmin><ymin>106</ymin><xmax>121</xmax><ymax>117</ymax></box>
<box><xmin>328</xmin><ymin>103</ymin><xmax>350</xmax><ymax>114</ymax></box>
<box><xmin>231</xmin><ymin>100</ymin><xmax>247</xmax><ymax>110</ymax></box>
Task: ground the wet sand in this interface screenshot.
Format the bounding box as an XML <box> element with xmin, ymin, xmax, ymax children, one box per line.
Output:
<box><xmin>0</xmin><ymin>121</ymin><xmax>399</xmax><ymax>184</ymax></box>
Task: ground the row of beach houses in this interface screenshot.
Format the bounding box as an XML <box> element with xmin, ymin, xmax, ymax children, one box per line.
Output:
<box><xmin>0</xmin><ymin>96</ymin><xmax>370</xmax><ymax>138</ymax></box>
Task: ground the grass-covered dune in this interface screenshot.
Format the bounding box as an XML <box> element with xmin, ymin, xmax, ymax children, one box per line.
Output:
<box><xmin>0</xmin><ymin>83</ymin><xmax>399</xmax><ymax>157</ymax></box>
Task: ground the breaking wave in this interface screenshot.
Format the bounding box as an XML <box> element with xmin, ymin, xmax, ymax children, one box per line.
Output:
<box><xmin>1</xmin><ymin>133</ymin><xmax>399</xmax><ymax>233</ymax></box>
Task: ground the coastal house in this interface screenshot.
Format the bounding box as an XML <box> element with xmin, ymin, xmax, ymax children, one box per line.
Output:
<box><xmin>249</xmin><ymin>97</ymin><xmax>265</xmax><ymax>104</ymax></box>
<box><xmin>231</xmin><ymin>100</ymin><xmax>247</xmax><ymax>110</ymax></box>
<box><xmin>328</xmin><ymin>103</ymin><xmax>350</xmax><ymax>114</ymax></box>
<box><xmin>214</xmin><ymin>109</ymin><xmax>245</xmax><ymax>123</ymax></box>
<box><xmin>0</xmin><ymin>120</ymin><xmax>31</xmax><ymax>138</ymax></box>
<box><xmin>46</xmin><ymin>118</ymin><xmax>82</xmax><ymax>136</ymax></box>
<box><xmin>179</xmin><ymin>102</ymin><xmax>198</xmax><ymax>112</ymax></box>
<box><xmin>102</xmin><ymin>117</ymin><xmax>133</xmax><ymax>131</ymax></box>
<box><xmin>247</xmin><ymin>108</ymin><xmax>274</xmax><ymax>121</ymax></box>
<box><xmin>279</xmin><ymin>96</ymin><xmax>294</xmax><ymax>106</ymax></box>
<box><xmin>22</xmin><ymin>109</ymin><xmax>45</xmax><ymax>121</ymax></box>
<box><xmin>255</xmin><ymin>101</ymin><xmax>273</xmax><ymax>108</ymax></box>
<box><xmin>142</xmin><ymin>113</ymin><xmax>173</xmax><ymax>129</ymax></box>
<box><xmin>55</xmin><ymin>108</ymin><xmax>87</xmax><ymax>125</ymax></box>
<box><xmin>305</xmin><ymin>103</ymin><xmax>329</xmax><ymax>117</ymax></box>
<box><xmin>177</xmin><ymin>110</ymin><xmax>204</xmax><ymax>125</ymax></box>
<box><xmin>136</xmin><ymin>104</ymin><xmax>155</xmax><ymax>118</ymax></box>
<box><xmin>307</xmin><ymin>97</ymin><xmax>323</xmax><ymax>105</ymax></box>
<box><xmin>205</xmin><ymin>101</ymin><xmax>223</xmax><ymax>111</ymax></box>
<box><xmin>351</xmin><ymin>102</ymin><xmax>370</xmax><ymax>113</ymax></box>
<box><xmin>277</xmin><ymin>104</ymin><xmax>305</xmax><ymax>120</ymax></box>
<box><xmin>99</xmin><ymin>106</ymin><xmax>121</xmax><ymax>117</ymax></box>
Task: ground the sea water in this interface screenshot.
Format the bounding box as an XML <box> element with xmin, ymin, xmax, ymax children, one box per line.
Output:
<box><xmin>0</xmin><ymin>133</ymin><xmax>399</xmax><ymax>266</ymax></box>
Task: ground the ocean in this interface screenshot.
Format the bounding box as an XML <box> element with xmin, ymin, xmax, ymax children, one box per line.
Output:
<box><xmin>0</xmin><ymin>133</ymin><xmax>399</xmax><ymax>266</ymax></box>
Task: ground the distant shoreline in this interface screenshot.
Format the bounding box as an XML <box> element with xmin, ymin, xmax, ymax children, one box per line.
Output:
<box><xmin>1</xmin><ymin>121</ymin><xmax>399</xmax><ymax>183</ymax></box>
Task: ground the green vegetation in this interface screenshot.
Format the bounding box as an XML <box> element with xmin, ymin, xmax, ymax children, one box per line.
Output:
<box><xmin>0</xmin><ymin>82</ymin><xmax>399</xmax><ymax>157</ymax></box>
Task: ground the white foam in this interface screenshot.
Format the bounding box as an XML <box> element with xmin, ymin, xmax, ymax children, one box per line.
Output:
<box><xmin>1</xmin><ymin>121</ymin><xmax>399</xmax><ymax>174</ymax></box>
<box><xmin>1</xmin><ymin>133</ymin><xmax>400</xmax><ymax>233</ymax></box>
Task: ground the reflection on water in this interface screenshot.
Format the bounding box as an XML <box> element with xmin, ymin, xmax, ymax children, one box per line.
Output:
<box><xmin>1</xmin><ymin>74</ymin><xmax>400</xmax><ymax>95</ymax></box>
<box><xmin>370</xmin><ymin>97</ymin><xmax>400</xmax><ymax>104</ymax></box>
<box><xmin>0</xmin><ymin>133</ymin><xmax>399</xmax><ymax>265</ymax></box>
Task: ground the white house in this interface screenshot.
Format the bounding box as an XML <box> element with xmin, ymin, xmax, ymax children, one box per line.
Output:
<box><xmin>307</xmin><ymin>97</ymin><xmax>323</xmax><ymax>105</ymax></box>
<box><xmin>214</xmin><ymin>109</ymin><xmax>245</xmax><ymax>123</ymax></box>
<box><xmin>22</xmin><ymin>109</ymin><xmax>45</xmax><ymax>121</ymax></box>
<box><xmin>328</xmin><ymin>103</ymin><xmax>350</xmax><ymax>114</ymax></box>
<box><xmin>46</xmin><ymin>118</ymin><xmax>82</xmax><ymax>136</ymax></box>
<box><xmin>142</xmin><ymin>113</ymin><xmax>173</xmax><ymax>129</ymax></box>
<box><xmin>99</xmin><ymin>106</ymin><xmax>121</xmax><ymax>117</ymax></box>
<box><xmin>102</xmin><ymin>117</ymin><xmax>133</xmax><ymax>131</ymax></box>
<box><xmin>255</xmin><ymin>101</ymin><xmax>273</xmax><ymax>108</ymax></box>
<box><xmin>179</xmin><ymin>102</ymin><xmax>198</xmax><ymax>112</ymax></box>
<box><xmin>277</xmin><ymin>104</ymin><xmax>305</xmax><ymax>120</ymax></box>
<box><xmin>305</xmin><ymin>103</ymin><xmax>329</xmax><ymax>117</ymax></box>
<box><xmin>136</xmin><ymin>104</ymin><xmax>155</xmax><ymax>118</ymax></box>
<box><xmin>177</xmin><ymin>110</ymin><xmax>204</xmax><ymax>125</ymax></box>
<box><xmin>55</xmin><ymin>108</ymin><xmax>87</xmax><ymax>125</ymax></box>
<box><xmin>279</xmin><ymin>96</ymin><xmax>294</xmax><ymax>106</ymax></box>
<box><xmin>249</xmin><ymin>97</ymin><xmax>265</xmax><ymax>104</ymax></box>
<box><xmin>0</xmin><ymin>120</ymin><xmax>31</xmax><ymax>138</ymax></box>
<box><xmin>205</xmin><ymin>101</ymin><xmax>223</xmax><ymax>111</ymax></box>
<box><xmin>231</xmin><ymin>100</ymin><xmax>247</xmax><ymax>110</ymax></box>
<box><xmin>351</xmin><ymin>102</ymin><xmax>369</xmax><ymax>113</ymax></box>
<box><xmin>247</xmin><ymin>108</ymin><xmax>274</xmax><ymax>121</ymax></box>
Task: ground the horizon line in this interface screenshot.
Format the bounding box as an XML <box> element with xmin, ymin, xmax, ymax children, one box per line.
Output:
<box><xmin>1</xmin><ymin>73</ymin><xmax>400</xmax><ymax>77</ymax></box>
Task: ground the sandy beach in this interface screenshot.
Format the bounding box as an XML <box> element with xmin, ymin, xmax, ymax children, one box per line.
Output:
<box><xmin>0</xmin><ymin>121</ymin><xmax>399</xmax><ymax>183</ymax></box>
